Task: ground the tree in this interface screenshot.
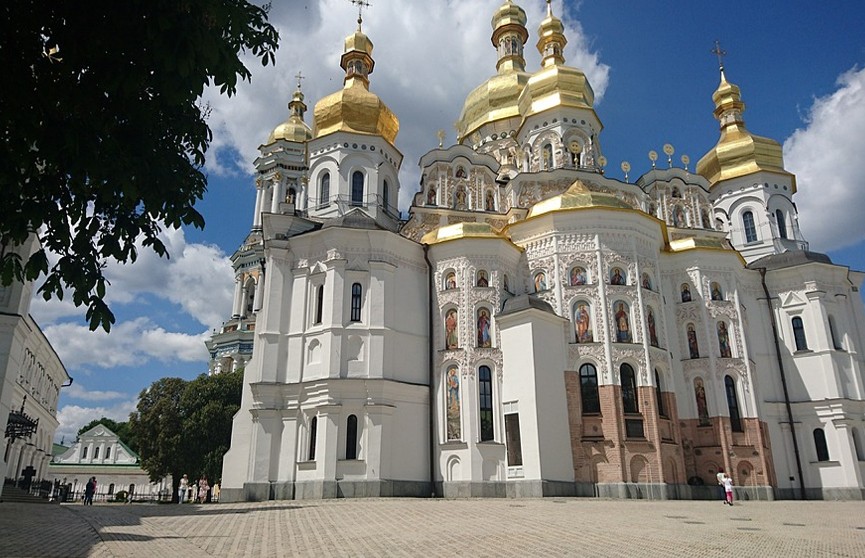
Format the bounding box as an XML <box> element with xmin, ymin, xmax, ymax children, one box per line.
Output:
<box><xmin>129</xmin><ymin>372</ymin><xmax>242</xmax><ymax>501</ymax></box>
<box><xmin>77</xmin><ymin>417</ymin><xmax>138</xmax><ymax>454</ymax></box>
<box><xmin>129</xmin><ymin>377</ymin><xmax>186</xmax><ymax>491</ymax></box>
<box><xmin>181</xmin><ymin>371</ymin><xmax>244</xmax><ymax>482</ymax></box>
<box><xmin>0</xmin><ymin>1</ymin><xmax>278</xmax><ymax>331</ymax></box>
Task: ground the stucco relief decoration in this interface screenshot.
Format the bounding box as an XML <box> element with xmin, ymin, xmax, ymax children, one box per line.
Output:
<box><xmin>445</xmin><ymin>366</ymin><xmax>461</xmax><ymax>441</ymax></box>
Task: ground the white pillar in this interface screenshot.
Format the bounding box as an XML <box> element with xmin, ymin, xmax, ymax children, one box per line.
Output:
<box><xmin>232</xmin><ymin>278</ymin><xmax>243</xmax><ymax>318</ymax></box>
<box><xmin>252</xmin><ymin>274</ymin><xmax>264</xmax><ymax>313</ymax></box>
<box><xmin>253</xmin><ymin>186</ymin><xmax>265</xmax><ymax>229</ymax></box>
<box><xmin>271</xmin><ymin>181</ymin><xmax>285</xmax><ymax>213</ymax></box>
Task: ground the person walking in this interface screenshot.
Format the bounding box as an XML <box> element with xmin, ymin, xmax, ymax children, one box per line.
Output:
<box><xmin>715</xmin><ymin>469</ymin><xmax>727</xmax><ymax>503</ymax></box>
<box><xmin>723</xmin><ymin>475</ymin><xmax>735</xmax><ymax>506</ymax></box>
<box><xmin>178</xmin><ymin>474</ymin><xmax>189</xmax><ymax>504</ymax></box>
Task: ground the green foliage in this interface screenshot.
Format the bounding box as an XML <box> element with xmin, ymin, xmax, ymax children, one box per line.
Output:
<box><xmin>129</xmin><ymin>371</ymin><xmax>243</xmax><ymax>497</ymax></box>
<box><xmin>0</xmin><ymin>1</ymin><xmax>278</xmax><ymax>331</ymax></box>
<box><xmin>114</xmin><ymin>490</ymin><xmax>128</xmax><ymax>502</ymax></box>
<box><xmin>76</xmin><ymin>417</ymin><xmax>139</xmax><ymax>454</ymax></box>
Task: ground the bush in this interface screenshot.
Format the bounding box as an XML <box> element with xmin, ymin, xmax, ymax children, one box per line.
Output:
<box><xmin>114</xmin><ymin>490</ymin><xmax>128</xmax><ymax>502</ymax></box>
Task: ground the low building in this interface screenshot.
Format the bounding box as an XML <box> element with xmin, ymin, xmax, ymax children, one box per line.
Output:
<box><xmin>48</xmin><ymin>424</ymin><xmax>171</xmax><ymax>502</ymax></box>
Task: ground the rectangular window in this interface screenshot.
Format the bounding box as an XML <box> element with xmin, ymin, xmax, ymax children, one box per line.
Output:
<box><xmin>350</xmin><ymin>283</ymin><xmax>362</xmax><ymax>322</ymax></box>
<box><xmin>505</xmin><ymin>414</ymin><xmax>522</xmax><ymax>466</ymax></box>
<box><xmin>479</xmin><ymin>366</ymin><xmax>494</xmax><ymax>442</ymax></box>
<box><xmin>314</xmin><ymin>285</ymin><xmax>324</xmax><ymax>325</ymax></box>
<box><xmin>625</xmin><ymin>418</ymin><xmax>645</xmax><ymax>439</ymax></box>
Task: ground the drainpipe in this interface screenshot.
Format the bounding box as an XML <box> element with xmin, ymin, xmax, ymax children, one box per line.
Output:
<box><xmin>758</xmin><ymin>267</ymin><xmax>806</xmax><ymax>500</ymax></box>
<box><xmin>423</xmin><ymin>244</ymin><xmax>437</xmax><ymax>497</ymax></box>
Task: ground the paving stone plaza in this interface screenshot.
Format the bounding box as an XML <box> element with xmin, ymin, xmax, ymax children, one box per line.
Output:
<box><xmin>1</xmin><ymin>498</ymin><xmax>864</xmax><ymax>557</ymax></box>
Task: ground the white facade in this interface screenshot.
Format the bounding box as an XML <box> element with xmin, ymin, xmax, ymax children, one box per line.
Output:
<box><xmin>219</xmin><ymin>2</ymin><xmax>865</xmax><ymax>501</ymax></box>
<box><xmin>0</xmin><ymin>236</ymin><xmax>70</xmax><ymax>496</ymax></box>
<box><xmin>49</xmin><ymin>424</ymin><xmax>172</xmax><ymax>501</ymax></box>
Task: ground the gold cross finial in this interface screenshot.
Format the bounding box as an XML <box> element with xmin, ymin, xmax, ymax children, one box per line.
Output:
<box><xmin>711</xmin><ymin>40</ymin><xmax>727</xmax><ymax>71</ymax></box>
<box><xmin>437</xmin><ymin>129</ymin><xmax>446</xmax><ymax>148</ymax></box>
<box><xmin>350</xmin><ymin>0</ymin><xmax>371</xmax><ymax>29</ymax></box>
<box><xmin>294</xmin><ymin>71</ymin><xmax>305</xmax><ymax>90</ymax></box>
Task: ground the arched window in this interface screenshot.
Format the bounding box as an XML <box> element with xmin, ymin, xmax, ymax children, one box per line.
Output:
<box><xmin>308</xmin><ymin>416</ymin><xmax>318</xmax><ymax>461</ymax></box>
<box><xmin>82</xmin><ymin>447</ymin><xmax>88</xmax><ymax>459</ymax></box>
<box><xmin>320</xmin><ymin>172</ymin><xmax>330</xmax><ymax>206</ymax></box>
<box><xmin>382</xmin><ymin>180</ymin><xmax>390</xmax><ymax>212</ymax></box>
<box><xmin>478</xmin><ymin>366</ymin><xmax>494</xmax><ymax>441</ymax></box>
<box><xmin>351</xmin><ymin>171</ymin><xmax>364</xmax><ymax>206</ymax></box>
<box><xmin>742</xmin><ymin>210</ymin><xmax>757</xmax><ymax>243</ymax></box>
<box><xmin>346</xmin><ymin>414</ymin><xmax>358</xmax><ymax>460</ymax></box>
<box><xmin>724</xmin><ymin>375</ymin><xmax>743</xmax><ymax>432</ymax></box>
<box><xmin>828</xmin><ymin>315</ymin><xmax>842</xmax><ymax>350</ymax></box>
<box><xmin>813</xmin><ymin>428</ymin><xmax>830</xmax><ymax>462</ymax></box>
<box><xmin>350</xmin><ymin>283</ymin><xmax>362</xmax><ymax>322</ymax></box>
<box><xmin>655</xmin><ymin>369</ymin><xmax>666</xmax><ymax>417</ymax></box>
<box><xmin>94</xmin><ymin>447</ymin><xmax>100</xmax><ymax>459</ymax></box>
<box><xmin>621</xmin><ymin>363</ymin><xmax>638</xmax><ymax>414</ymax></box>
<box><xmin>314</xmin><ymin>285</ymin><xmax>324</xmax><ymax>325</ymax></box>
<box><xmin>775</xmin><ymin>209</ymin><xmax>787</xmax><ymax>239</ymax></box>
<box><xmin>579</xmin><ymin>363</ymin><xmax>600</xmax><ymax>414</ymax></box>
<box><xmin>108</xmin><ymin>483</ymin><xmax>115</xmax><ymax>495</ymax></box>
<box><xmin>105</xmin><ymin>447</ymin><xmax>110</xmax><ymax>459</ymax></box>
<box><xmin>792</xmin><ymin>317</ymin><xmax>808</xmax><ymax>351</ymax></box>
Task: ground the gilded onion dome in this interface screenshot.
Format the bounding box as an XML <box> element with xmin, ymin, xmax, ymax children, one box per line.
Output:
<box><xmin>517</xmin><ymin>0</ymin><xmax>596</xmax><ymax>119</ymax></box>
<box><xmin>266</xmin><ymin>80</ymin><xmax>312</xmax><ymax>144</ymax></box>
<box><xmin>696</xmin><ymin>68</ymin><xmax>794</xmax><ymax>190</ymax></box>
<box><xmin>313</xmin><ymin>18</ymin><xmax>399</xmax><ymax>146</ymax></box>
<box><xmin>527</xmin><ymin>179</ymin><xmax>631</xmax><ymax>219</ymax></box>
<box><xmin>456</xmin><ymin>1</ymin><xmax>531</xmax><ymax>143</ymax></box>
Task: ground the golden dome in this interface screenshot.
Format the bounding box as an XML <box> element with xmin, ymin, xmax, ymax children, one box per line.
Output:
<box><xmin>519</xmin><ymin>2</ymin><xmax>596</xmax><ymax>120</ymax></box>
<box><xmin>527</xmin><ymin>179</ymin><xmax>632</xmax><ymax>219</ymax></box>
<box><xmin>421</xmin><ymin>222</ymin><xmax>508</xmax><ymax>246</ymax></box>
<box><xmin>492</xmin><ymin>0</ymin><xmax>528</xmax><ymax>34</ymax></box>
<box><xmin>456</xmin><ymin>1</ymin><xmax>530</xmax><ymax>142</ymax></box>
<box><xmin>267</xmin><ymin>86</ymin><xmax>312</xmax><ymax>144</ymax></box>
<box><xmin>696</xmin><ymin>69</ymin><xmax>795</xmax><ymax>190</ymax></box>
<box><xmin>312</xmin><ymin>22</ymin><xmax>399</xmax><ymax>146</ymax></box>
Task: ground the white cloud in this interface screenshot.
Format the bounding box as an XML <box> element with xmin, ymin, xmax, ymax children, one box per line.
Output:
<box><xmin>202</xmin><ymin>0</ymin><xmax>609</xmax><ymax>213</ymax></box>
<box><xmin>42</xmin><ymin>317</ymin><xmax>210</xmax><ymax>369</ymax></box>
<box><xmin>784</xmin><ymin>66</ymin><xmax>865</xmax><ymax>251</ymax></box>
<box><xmin>54</xmin><ymin>399</ymin><xmax>137</xmax><ymax>444</ymax></box>
<box><xmin>30</xmin><ymin>227</ymin><xmax>234</xmax><ymax>329</ymax></box>
<box><xmin>63</xmin><ymin>382</ymin><xmax>126</xmax><ymax>402</ymax></box>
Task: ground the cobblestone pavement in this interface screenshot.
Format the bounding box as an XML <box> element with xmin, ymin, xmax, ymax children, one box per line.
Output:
<box><xmin>1</xmin><ymin>498</ymin><xmax>864</xmax><ymax>557</ymax></box>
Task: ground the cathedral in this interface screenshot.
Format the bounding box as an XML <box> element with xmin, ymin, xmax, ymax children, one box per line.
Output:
<box><xmin>216</xmin><ymin>1</ymin><xmax>865</xmax><ymax>502</ymax></box>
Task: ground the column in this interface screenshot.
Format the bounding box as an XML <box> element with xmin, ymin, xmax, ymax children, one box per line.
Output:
<box><xmin>252</xmin><ymin>273</ymin><xmax>264</xmax><ymax>313</ymax></box>
<box><xmin>252</xmin><ymin>185</ymin><xmax>265</xmax><ymax>230</ymax></box>
<box><xmin>232</xmin><ymin>278</ymin><xmax>243</xmax><ymax>318</ymax></box>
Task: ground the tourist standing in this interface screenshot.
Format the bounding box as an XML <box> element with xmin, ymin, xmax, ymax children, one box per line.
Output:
<box><xmin>83</xmin><ymin>477</ymin><xmax>95</xmax><ymax>505</ymax></box>
<box><xmin>723</xmin><ymin>476</ymin><xmax>734</xmax><ymax>506</ymax></box>
<box><xmin>178</xmin><ymin>474</ymin><xmax>189</xmax><ymax>503</ymax></box>
<box><xmin>198</xmin><ymin>477</ymin><xmax>209</xmax><ymax>504</ymax></box>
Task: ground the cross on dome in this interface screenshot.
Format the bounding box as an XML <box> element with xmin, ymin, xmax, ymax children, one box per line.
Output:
<box><xmin>294</xmin><ymin>71</ymin><xmax>305</xmax><ymax>91</ymax></box>
<box><xmin>711</xmin><ymin>40</ymin><xmax>727</xmax><ymax>71</ymax></box>
<box><xmin>349</xmin><ymin>0</ymin><xmax>371</xmax><ymax>29</ymax></box>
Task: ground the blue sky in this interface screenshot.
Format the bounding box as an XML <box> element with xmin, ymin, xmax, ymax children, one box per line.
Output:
<box><xmin>34</xmin><ymin>1</ymin><xmax>865</xmax><ymax>443</ymax></box>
